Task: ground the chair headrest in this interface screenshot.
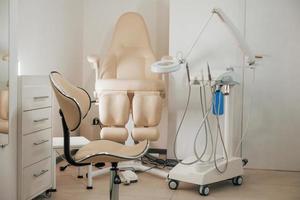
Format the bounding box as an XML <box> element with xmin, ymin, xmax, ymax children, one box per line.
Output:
<box><xmin>111</xmin><ymin>12</ymin><xmax>152</xmax><ymax>51</ymax></box>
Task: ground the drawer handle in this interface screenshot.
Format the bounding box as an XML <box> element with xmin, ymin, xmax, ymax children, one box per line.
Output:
<box><xmin>33</xmin><ymin>118</ymin><xmax>49</xmax><ymax>123</ymax></box>
<box><xmin>33</xmin><ymin>96</ymin><xmax>49</xmax><ymax>100</ymax></box>
<box><xmin>33</xmin><ymin>139</ymin><xmax>49</xmax><ymax>145</ymax></box>
<box><xmin>33</xmin><ymin>169</ymin><xmax>49</xmax><ymax>178</ymax></box>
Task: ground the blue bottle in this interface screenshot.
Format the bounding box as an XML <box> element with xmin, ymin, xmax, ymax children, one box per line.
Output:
<box><xmin>212</xmin><ymin>90</ymin><xmax>224</xmax><ymax>115</ymax></box>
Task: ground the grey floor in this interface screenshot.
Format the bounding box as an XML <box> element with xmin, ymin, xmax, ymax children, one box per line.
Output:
<box><xmin>36</xmin><ymin>162</ymin><xmax>300</xmax><ymax>200</ymax></box>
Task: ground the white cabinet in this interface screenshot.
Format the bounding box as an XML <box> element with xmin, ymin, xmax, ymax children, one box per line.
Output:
<box><xmin>18</xmin><ymin>76</ymin><xmax>53</xmax><ymax>200</ymax></box>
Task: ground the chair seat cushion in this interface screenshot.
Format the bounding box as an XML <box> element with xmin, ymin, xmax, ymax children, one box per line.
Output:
<box><xmin>75</xmin><ymin>140</ymin><xmax>148</xmax><ymax>163</ymax></box>
<box><xmin>95</xmin><ymin>79</ymin><xmax>165</xmax><ymax>94</ymax></box>
<box><xmin>0</xmin><ymin>119</ymin><xmax>8</xmax><ymax>134</ymax></box>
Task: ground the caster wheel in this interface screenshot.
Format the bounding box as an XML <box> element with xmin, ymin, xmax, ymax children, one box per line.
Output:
<box><xmin>123</xmin><ymin>179</ymin><xmax>131</xmax><ymax>185</ymax></box>
<box><xmin>242</xmin><ymin>159</ymin><xmax>248</xmax><ymax>166</ymax></box>
<box><xmin>114</xmin><ymin>175</ymin><xmax>122</xmax><ymax>184</ymax></box>
<box><xmin>232</xmin><ymin>176</ymin><xmax>243</xmax><ymax>186</ymax></box>
<box><xmin>168</xmin><ymin>180</ymin><xmax>179</xmax><ymax>190</ymax></box>
<box><xmin>199</xmin><ymin>185</ymin><xmax>209</xmax><ymax>196</ymax></box>
<box><xmin>86</xmin><ymin>173</ymin><xmax>88</xmax><ymax>178</ymax></box>
<box><xmin>86</xmin><ymin>186</ymin><xmax>93</xmax><ymax>190</ymax></box>
<box><xmin>44</xmin><ymin>190</ymin><xmax>52</xmax><ymax>198</ymax></box>
<box><xmin>77</xmin><ymin>175</ymin><xmax>84</xmax><ymax>179</ymax></box>
<box><xmin>60</xmin><ymin>166</ymin><xmax>67</xmax><ymax>171</ymax></box>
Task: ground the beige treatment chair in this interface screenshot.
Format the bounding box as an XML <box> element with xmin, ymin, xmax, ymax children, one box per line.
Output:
<box><xmin>86</xmin><ymin>12</ymin><xmax>168</xmax><ymax>187</ymax></box>
<box><xmin>0</xmin><ymin>89</ymin><xmax>9</xmax><ymax>134</ymax></box>
<box><xmin>50</xmin><ymin>71</ymin><xmax>164</xmax><ymax>200</ymax></box>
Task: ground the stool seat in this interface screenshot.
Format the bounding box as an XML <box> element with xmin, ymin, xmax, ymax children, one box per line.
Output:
<box><xmin>75</xmin><ymin>140</ymin><xmax>148</xmax><ymax>163</ymax></box>
<box><xmin>95</xmin><ymin>79</ymin><xmax>165</xmax><ymax>95</ymax></box>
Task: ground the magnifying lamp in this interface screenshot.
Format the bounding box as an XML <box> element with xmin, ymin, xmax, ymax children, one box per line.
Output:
<box><xmin>151</xmin><ymin>8</ymin><xmax>255</xmax><ymax>74</ymax></box>
<box><xmin>151</xmin><ymin>59</ymin><xmax>182</xmax><ymax>74</ymax></box>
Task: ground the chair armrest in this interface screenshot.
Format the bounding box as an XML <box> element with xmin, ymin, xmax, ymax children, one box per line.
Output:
<box><xmin>87</xmin><ymin>55</ymin><xmax>100</xmax><ymax>80</ymax></box>
<box><xmin>161</xmin><ymin>55</ymin><xmax>173</xmax><ymax>61</ymax></box>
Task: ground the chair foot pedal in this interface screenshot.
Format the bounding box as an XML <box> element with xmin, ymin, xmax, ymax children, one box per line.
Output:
<box><xmin>77</xmin><ymin>175</ymin><xmax>84</xmax><ymax>179</ymax></box>
<box><xmin>86</xmin><ymin>186</ymin><xmax>93</xmax><ymax>190</ymax></box>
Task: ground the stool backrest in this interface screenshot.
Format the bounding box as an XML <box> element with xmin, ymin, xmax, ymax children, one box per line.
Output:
<box><xmin>50</xmin><ymin>71</ymin><xmax>91</xmax><ymax>132</ymax></box>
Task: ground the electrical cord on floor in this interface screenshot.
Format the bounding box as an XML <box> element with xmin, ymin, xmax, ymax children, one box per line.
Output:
<box><xmin>138</xmin><ymin>153</ymin><xmax>179</xmax><ymax>173</ymax></box>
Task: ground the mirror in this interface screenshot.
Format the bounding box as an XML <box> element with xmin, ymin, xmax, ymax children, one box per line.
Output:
<box><xmin>0</xmin><ymin>0</ymin><xmax>9</xmax><ymax>147</ymax></box>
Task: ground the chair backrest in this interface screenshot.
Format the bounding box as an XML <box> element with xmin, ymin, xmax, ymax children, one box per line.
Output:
<box><xmin>100</xmin><ymin>12</ymin><xmax>161</xmax><ymax>81</ymax></box>
<box><xmin>49</xmin><ymin>72</ymin><xmax>91</xmax><ymax>132</ymax></box>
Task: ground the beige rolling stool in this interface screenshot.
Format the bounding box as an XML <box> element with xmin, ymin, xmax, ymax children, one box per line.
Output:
<box><xmin>50</xmin><ymin>71</ymin><xmax>153</xmax><ymax>200</ymax></box>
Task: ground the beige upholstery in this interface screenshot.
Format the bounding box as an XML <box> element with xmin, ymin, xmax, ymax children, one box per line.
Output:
<box><xmin>98</xmin><ymin>91</ymin><xmax>130</xmax><ymax>126</ymax></box>
<box><xmin>0</xmin><ymin>120</ymin><xmax>8</xmax><ymax>134</ymax></box>
<box><xmin>88</xmin><ymin>13</ymin><xmax>165</xmax><ymax>144</ymax></box>
<box><xmin>132</xmin><ymin>127</ymin><xmax>159</xmax><ymax>142</ymax></box>
<box><xmin>95</xmin><ymin>79</ymin><xmax>165</xmax><ymax>95</ymax></box>
<box><xmin>0</xmin><ymin>89</ymin><xmax>8</xmax><ymax>134</ymax></box>
<box><xmin>75</xmin><ymin>140</ymin><xmax>148</xmax><ymax>163</ymax></box>
<box><xmin>94</xmin><ymin>12</ymin><xmax>164</xmax><ymax>95</ymax></box>
<box><xmin>50</xmin><ymin>72</ymin><xmax>91</xmax><ymax>131</ymax></box>
<box><xmin>100</xmin><ymin>127</ymin><xmax>128</xmax><ymax>143</ymax></box>
<box><xmin>132</xmin><ymin>92</ymin><xmax>162</xmax><ymax>127</ymax></box>
<box><xmin>0</xmin><ymin>89</ymin><xmax>8</xmax><ymax>120</ymax></box>
<box><xmin>100</xmin><ymin>12</ymin><xmax>161</xmax><ymax>81</ymax></box>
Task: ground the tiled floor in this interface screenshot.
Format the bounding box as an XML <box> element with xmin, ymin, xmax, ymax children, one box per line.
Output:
<box><xmin>46</xmin><ymin>163</ymin><xmax>300</xmax><ymax>200</ymax></box>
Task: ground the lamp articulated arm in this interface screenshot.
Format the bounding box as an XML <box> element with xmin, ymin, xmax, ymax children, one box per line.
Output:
<box><xmin>212</xmin><ymin>8</ymin><xmax>255</xmax><ymax>65</ymax></box>
<box><xmin>151</xmin><ymin>8</ymin><xmax>257</xmax><ymax>75</ymax></box>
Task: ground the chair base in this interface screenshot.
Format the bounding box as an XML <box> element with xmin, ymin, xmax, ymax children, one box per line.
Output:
<box><xmin>110</xmin><ymin>163</ymin><xmax>121</xmax><ymax>200</ymax></box>
<box><xmin>86</xmin><ymin>160</ymin><xmax>168</xmax><ymax>189</ymax></box>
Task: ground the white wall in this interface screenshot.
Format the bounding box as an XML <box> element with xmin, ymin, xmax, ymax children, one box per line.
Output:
<box><xmin>169</xmin><ymin>0</ymin><xmax>245</xmax><ymax>159</ymax></box>
<box><xmin>242</xmin><ymin>0</ymin><xmax>300</xmax><ymax>171</ymax></box>
<box><xmin>0</xmin><ymin>0</ymin><xmax>9</xmax><ymax>52</ymax></box>
<box><xmin>18</xmin><ymin>0</ymin><xmax>84</xmax><ymax>137</ymax></box>
<box><xmin>81</xmin><ymin>0</ymin><xmax>170</xmax><ymax>147</ymax></box>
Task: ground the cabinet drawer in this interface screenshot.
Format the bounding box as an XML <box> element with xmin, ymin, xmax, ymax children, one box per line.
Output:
<box><xmin>23</xmin><ymin>129</ymin><xmax>51</xmax><ymax>167</ymax></box>
<box><xmin>22</xmin><ymin>108</ymin><xmax>51</xmax><ymax>135</ymax></box>
<box><xmin>22</xmin><ymin>85</ymin><xmax>51</xmax><ymax>111</ymax></box>
<box><xmin>22</xmin><ymin>158</ymin><xmax>51</xmax><ymax>200</ymax></box>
